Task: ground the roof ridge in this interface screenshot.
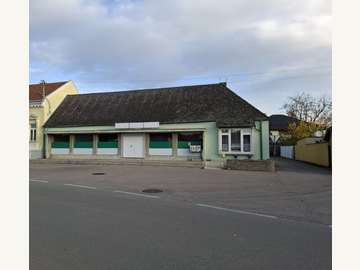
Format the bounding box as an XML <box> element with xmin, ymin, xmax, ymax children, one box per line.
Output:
<box><xmin>73</xmin><ymin>82</ymin><xmax>227</xmax><ymax>96</ymax></box>
<box><xmin>29</xmin><ymin>81</ymin><xmax>69</xmax><ymax>87</ymax></box>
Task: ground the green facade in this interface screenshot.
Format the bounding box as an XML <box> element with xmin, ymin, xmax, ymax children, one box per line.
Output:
<box><xmin>149</xmin><ymin>141</ymin><xmax>172</xmax><ymax>148</ymax></box>
<box><xmin>52</xmin><ymin>142</ymin><xmax>69</xmax><ymax>148</ymax></box>
<box><xmin>45</xmin><ymin>121</ymin><xmax>270</xmax><ymax>160</ymax></box>
<box><xmin>74</xmin><ymin>141</ymin><xmax>92</xmax><ymax>148</ymax></box>
<box><xmin>98</xmin><ymin>141</ymin><xmax>118</xmax><ymax>148</ymax></box>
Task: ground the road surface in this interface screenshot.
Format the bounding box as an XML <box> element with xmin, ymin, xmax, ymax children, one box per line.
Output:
<box><xmin>30</xmin><ymin>181</ymin><xmax>331</xmax><ymax>270</ymax></box>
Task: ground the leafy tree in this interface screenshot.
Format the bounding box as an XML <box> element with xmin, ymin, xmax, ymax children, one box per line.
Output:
<box><xmin>281</xmin><ymin>93</ymin><xmax>331</xmax><ymax>143</ymax></box>
<box><xmin>287</xmin><ymin>121</ymin><xmax>320</xmax><ymax>141</ymax></box>
<box><xmin>282</xmin><ymin>92</ymin><xmax>332</xmax><ymax>127</ymax></box>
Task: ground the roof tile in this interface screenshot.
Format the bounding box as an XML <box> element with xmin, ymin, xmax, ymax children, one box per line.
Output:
<box><xmin>29</xmin><ymin>81</ymin><xmax>68</xmax><ymax>101</ymax></box>
<box><xmin>44</xmin><ymin>83</ymin><xmax>267</xmax><ymax>127</ymax></box>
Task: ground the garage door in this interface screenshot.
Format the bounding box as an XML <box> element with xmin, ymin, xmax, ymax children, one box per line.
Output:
<box><xmin>123</xmin><ymin>134</ymin><xmax>144</xmax><ymax>158</ymax></box>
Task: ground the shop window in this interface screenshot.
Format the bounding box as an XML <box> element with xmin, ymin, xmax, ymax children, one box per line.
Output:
<box><xmin>98</xmin><ymin>134</ymin><xmax>118</xmax><ymax>148</ymax></box>
<box><xmin>149</xmin><ymin>133</ymin><xmax>172</xmax><ymax>148</ymax></box>
<box><xmin>177</xmin><ymin>132</ymin><xmax>202</xmax><ymax>149</ymax></box>
<box><xmin>52</xmin><ymin>135</ymin><xmax>70</xmax><ymax>148</ymax></box>
<box><xmin>74</xmin><ymin>134</ymin><xmax>93</xmax><ymax>148</ymax></box>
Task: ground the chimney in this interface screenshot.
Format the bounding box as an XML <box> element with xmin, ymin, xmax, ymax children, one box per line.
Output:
<box><xmin>40</xmin><ymin>80</ymin><xmax>46</xmax><ymax>99</ymax></box>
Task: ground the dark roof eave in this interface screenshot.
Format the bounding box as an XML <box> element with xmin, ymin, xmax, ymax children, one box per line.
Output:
<box><xmin>45</xmin><ymin>120</ymin><xmax>217</xmax><ymax>129</ymax></box>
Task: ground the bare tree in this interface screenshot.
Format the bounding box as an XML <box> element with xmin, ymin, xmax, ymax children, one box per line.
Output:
<box><xmin>282</xmin><ymin>93</ymin><xmax>332</xmax><ymax>127</ymax></box>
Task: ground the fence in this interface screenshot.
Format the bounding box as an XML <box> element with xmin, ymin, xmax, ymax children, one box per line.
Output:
<box><xmin>295</xmin><ymin>142</ymin><xmax>330</xmax><ymax>167</ymax></box>
<box><xmin>280</xmin><ymin>146</ymin><xmax>294</xmax><ymax>159</ymax></box>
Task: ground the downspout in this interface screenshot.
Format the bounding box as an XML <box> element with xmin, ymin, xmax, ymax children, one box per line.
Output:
<box><xmin>43</xmin><ymin>128</ymin><xmax>47</xmax><ymax>159</ymax></box>
<box><xmin>255</xmin><ymin>121</ymin><xmax>263</xmax><ymax>160</ymax></box>
<box><xmin>260</xmin><ymin>122</ymin><xmax>263</xmax><ymax>160</ymax></box>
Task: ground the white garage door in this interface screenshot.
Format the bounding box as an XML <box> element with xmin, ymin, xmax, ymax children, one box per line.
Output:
<box><xmin>123</xmin><ymin>134</ymin><xmax>144</xmax><ymax>158</ymax></box>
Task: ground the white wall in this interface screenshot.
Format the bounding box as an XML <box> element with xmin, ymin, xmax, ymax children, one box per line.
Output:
<box><xmin>97</xmin><ymin>148</ymin><xmax>118</xmax><ymax>155</ymax></box>
<box><xmin>51</xmin><ymin>148</ymin><xmax>70</xmax><ymax>155</ymax></box>
<box><xmin>149</xmin><ymin>148</ymin><xmax>172</xmax><ymax>156</ymax></box>
<box><xmin>177</xmin><ymin>149</ymin><xmax>201</xmax><ymax>157</ymax></box>
<box><xmin>73</xmin><ymin>148</ymin><xmax>92</xmax><ymax>155</ymax></box>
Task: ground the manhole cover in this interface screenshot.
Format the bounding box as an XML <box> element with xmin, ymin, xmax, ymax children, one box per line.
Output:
<box><xmin>92</xmin><ymin>172</ymin><xmax>105</xmax><ymax>175</ymax></box>
<box><xmin>142</xmin><ymin>188</ymin><xmax>163</xmax><ymax>193</ymax></box>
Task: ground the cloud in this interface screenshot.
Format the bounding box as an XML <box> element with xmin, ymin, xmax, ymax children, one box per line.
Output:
<box><xmin>30</xmin><ymin>0</ymin><xmax>331</xmax><ymax>114</ymax></box>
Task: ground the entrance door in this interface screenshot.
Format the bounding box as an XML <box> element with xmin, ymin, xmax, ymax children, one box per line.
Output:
<box><xmin>123</xmin><ymin>134</ymin><xmax>144</xmax><ymax>158</ymax></box>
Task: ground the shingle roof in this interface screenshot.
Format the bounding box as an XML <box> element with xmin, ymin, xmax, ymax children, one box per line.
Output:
<box><xmin>269</xmin><ymin>114</ymin><xmax>300</xmax><ymax>131</ymax></box>
<box><xmin>44</xmin><ymin>83</ymin><xmax>267</xmax><ymax>128</ymax></box>
<box><xmin>29</xmin><ymin>81</ymin><xmax>68</xmax><ymax>101</ymax></box>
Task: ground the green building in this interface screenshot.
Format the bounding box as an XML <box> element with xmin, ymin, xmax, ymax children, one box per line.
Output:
<box><xmin>43</xmin><ymin>83</ymin><xmax>269</xmax><ymax>167</ymax></box>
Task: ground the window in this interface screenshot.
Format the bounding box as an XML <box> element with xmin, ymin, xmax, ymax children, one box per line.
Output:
<box><xmin>74</xmin><ymin>134</ymin><xmax>93</xmax><ymax>148</ymax></box>
<box><xmin>98</xmin><ymin>134</ymin><xmax>118</xmax><ymax>148</ymax></box>
<box><xmin>231</xmin><ymin>129</ymin><xmax>241</xmax><ymax>151</ymax></box>
<box><xmin>52</xmin><ymin>135</ymin><xmax>70</xmax><ymax>148</ymax></box>
<box><xmin>221</xmin><ymin>135</ymin><xmax>229</xmax><ymax>151</ymax></box>
<box><xmin>149</xmin><ymin>133</ymin><xmax>172</xmax><ymax>149</ymax></box>
<box><xmin>219</xmin><ymin>128</ymin><xmax>251</xmax><ymax>153</ymax></box>
<box><xmin>243</xmin><ymin>134</ymin><xmax>251</xmax><ymax>152</ymax></box>
<box><xmin>30</xmin><ymin>122</ymin><xmax>36</xmax><ymax>142</ymax></box>
<box><xmin>177</xmin><ymin>132</ymin><xmax>202</xmax><ymax>149</ymax></box>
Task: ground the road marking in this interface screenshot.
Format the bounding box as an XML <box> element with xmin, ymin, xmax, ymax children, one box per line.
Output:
<box><xmin>196</xmin><ymin>204</ymin><xmax>278</xmax><ymax>219</ymax></box>
<box><xmin>64</xmin><ymin>184</ymin><xmax>97</xmax><ymax>190</ymax></box>
<box><xmin>30</xmin><ymin>179</ymin><xmax>49</xmax><ymax>183</ymax></box>
<box><xmin>113</xmin><ymin>190</ymin><xmax>160</xmax><ymax>199</ymax></box>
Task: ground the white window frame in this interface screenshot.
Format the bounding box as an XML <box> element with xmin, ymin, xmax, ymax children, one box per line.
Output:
<box><xmin>218</xmin><ymin>128</ymin><xmax>252</xmax><ymax>154</ymax></box>
<box><xmin>30</xmin><ymin>122</ymin><xmax>37</xmax><ymax>142</ymax></box>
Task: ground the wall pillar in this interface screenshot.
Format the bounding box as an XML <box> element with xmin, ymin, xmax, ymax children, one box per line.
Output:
<box><xmin>202</xmin><ymin>131</ymin><xmax>206</xmax><ymax>161</ymax></box>
<box><xmin>172</xmin><ymin>133</ymin><xmax>178</xmax><ymax>157</ymax></box>
<box><xmin>145</xmin><ymin>133</ymin><xmax>150</xmax><ymax>157</ymax></box>
<box><xmin>69</xmin><ymin>134</ymin><xmax>75</xmax><ymax>154</ymax></box>
<box><xmin>45</xmin><ymin>134</ymin><xmax>52</xmax><ymax>159</ymax></box>
<box><xmin>117</xmin><ymin>134</ymin><xmax>122</xmax><ymax>157</ymax></box>
<box><xmin>93</xmin><ymin>134</ymin><xmax>98</xmax><ymax>155</ymax></box>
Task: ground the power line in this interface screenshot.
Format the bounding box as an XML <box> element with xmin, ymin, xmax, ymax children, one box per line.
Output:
<box><xmin>226</xmin><ymin>71</ymin><xmax>331</xmax><ymax>85</ymax></box>
<box><xmin>76</xmin><ymin>65</ymin><xmax>331</xmax><ymax>86</ymax></box>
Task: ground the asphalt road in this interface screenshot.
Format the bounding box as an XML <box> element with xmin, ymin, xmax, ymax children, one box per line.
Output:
<box><xmin>30</xmin><ymin>158</ymin><xmax>332</xmax><ymax>225</ymax></box>
<box><xmin>30</xmin><ymin>181</ymin><xmax>331</xmax><ymax>270</ymax></box>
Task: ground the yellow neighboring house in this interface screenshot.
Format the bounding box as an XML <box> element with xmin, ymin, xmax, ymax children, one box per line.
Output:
<box><xmin>29</xmin><ymin>80</ymin><xmax>78</xmax><ymax>159</ymax></box>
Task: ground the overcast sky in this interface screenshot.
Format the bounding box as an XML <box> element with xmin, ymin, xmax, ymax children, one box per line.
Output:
<box><xmin>30</xmin><ymin>0</ymin><xmax>331</xmax><ymax>115</ymax></box>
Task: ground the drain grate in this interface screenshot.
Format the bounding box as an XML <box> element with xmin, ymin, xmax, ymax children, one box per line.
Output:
<box><xmin>142</xmin><ymin>188</ymin><xmax>163</xmax><ymax>193</ymax></box>
<box><xmin>92</xmin><ymin>172</ymin><xmax>105</xmax><ymax>175</ymax></box>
